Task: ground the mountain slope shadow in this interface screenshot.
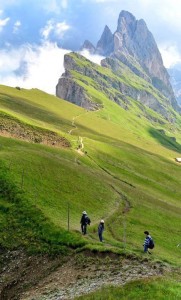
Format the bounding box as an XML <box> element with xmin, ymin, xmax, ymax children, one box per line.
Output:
<box><xmin>149</xmin><ymin>127</ymin><xmax>181</xmax><ymax>154</ymax></box>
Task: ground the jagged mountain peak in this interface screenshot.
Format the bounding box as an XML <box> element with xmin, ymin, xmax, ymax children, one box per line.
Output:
<box><xmin>117</xmin><ymin>10</ymin><xmax>137</xmax><ymax>34</ymax></box>
<box><xmin>103</xmin><ymin>25</ymin><xmax>112</xmax><ymax>34</ymax></box>
<box><xmin>118</xmin><ymin>10</ymin><xmax>135</xmax><ymax>19</ymax></box>
<box><xmin>96</xmin><ymin>25</ymin><xmax>113</xmax><ymax>56</ymax></box>
<box><xmin>95</xmin><ymin>10</ymin><xmax>179</xmax><ymax>112</ymax></box>
<box><xmin>64</xmin><ymin>11</ymin><xmax>180</xmax><ymax>114</ymax></box>
<box><xmin>80</xmin><ymin>40</ymin><xmax>95</xmax><ymax>54</ymax></box>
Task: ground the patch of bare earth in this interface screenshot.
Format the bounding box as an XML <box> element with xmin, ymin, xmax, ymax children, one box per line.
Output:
<box><xmin>0</xmin><ymin>117</ymin><xmax>70</xmax><ymax>148</ymax></box>
<box><xmin>0</xmin><ymin>248</ymin><xmax>172</xmax><ymax>300</ymax></box>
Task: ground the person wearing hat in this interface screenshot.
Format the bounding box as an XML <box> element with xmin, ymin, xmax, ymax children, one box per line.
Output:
<box><xmin>80</xmin><ymin>211</ymin><xmax>91</xmax><ymax>235</ymax></box>
<box><xmin>98</xmin><ymin>220</ymin><xmax>105</xmax><ymax>242</ymax></box>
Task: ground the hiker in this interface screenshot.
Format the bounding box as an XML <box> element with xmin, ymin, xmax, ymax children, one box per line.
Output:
<box><xmin>80</xmin><ymin>211</ymin><xmax>91</xmax><ymax>235</ymax></box>
<box><xmin>98</xmin><ymin>220</ymin><xmax>104</xmax><ymax>242</ymax></box>
<box><xmin>143</xmin><ymin>231</ymin><xmax>154</xmax><ymax>254</ymax></box>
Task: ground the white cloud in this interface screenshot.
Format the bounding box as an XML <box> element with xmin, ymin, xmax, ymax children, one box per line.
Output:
<box><xmin>0</xmin><ymin>17</ymin><xmax>10</xmax><ymax>31</ymax></box>
<box><xmin>41</xmin><ymin>20</ymin><xmax>54</xmax><ymax>40</ymax></box>
<box><xmin>151</xmin><ymin>0</ymin><xmax>181</xmax><ymax>30</ymax></box>
<box><xmin>146</xmin><ymin>1</ymin><xmax>181</xmax><ymax>30</ymax></box>
<box><xmin>0</xmin><ymin>42</ymin><xmax>71</xmax><ymax>94</ymax></box>
<box><xmin>0</xmin><ymin>44</ymin><xmax>104</xmax><ymax>95</ymax></box>
<box><xmin>55</xmin><ymin>21</ymin><xmax>70</xmax><ymax>36</ymax></box>
<box><xmin>61</xmin><ymin>0</ymin><xmax>68</xmax><ymax>9</ymax></box>
<box><xmin>41</xmin><ymin>0</ymin><xmax>61</xmax><ymax>13</ymax></box>
<box><xmin>13</xmin><ymin>20</ymin><xmax>21</xmax><ymax>33</ymax></box>
<box><xmin>38</xmin><ymin>0</ymin><xmax>68</xmax><ymax>14</ymax></box>
<box><xmin>41</xmin><ymin>20</ymin><xmax>70</xmax><ymax>40</ymax></box>
<box><xmin>91</xmin><ymin>0</ymin><xmax>181</xmax><ymax>29</ymax></box>
<box><xmin>159</xmin><ymin>44</ymin><xmax>181</xmax><ymax>68</ymax></box>
<box><xmin>79</xmin><ymin>49</ymin><xmax>104</xmax><ymax>65</ymax></box>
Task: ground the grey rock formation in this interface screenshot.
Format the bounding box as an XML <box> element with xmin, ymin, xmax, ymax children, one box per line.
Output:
<box><xmin>102</xmin><ymin>57</ymin><xmax>172</xmax><ymax>120</ymax></box>
<box><xmin>56</xmin><ymin>53</ymin><xmax>175</xmax><ymax>120</ymax></box>
<box><xmin>80</xmin><ymin>10</ymin><xmax>180</xmax><ymax>113</ymax></box>
<box><xmin>95</xmin><ymin>11</ymin><xmax>168</xmax><ymax>85</ymax></box>
<box><xmin>96</xmin><ymin>25</ymin><xmax>114</xmax><ymax>56</ymax></box>
<box><xmin>56</xmin><ymin>11</ymin><xmax>180</xmax><ymax>116</ymax></box>
<box><xmin>80</xmin><ymin>40</ymin><xmax>96</xmax><ymax>54</ymax></box>
<box><xmin>112</xmin><ymin>11</ymin><xmax>179</xmax><ymax>112</ymax></box>
<box><xmin>56</xmin><ymin>77</ymin><xmax>97</xmax><ymax>110</ymax></box>
<box><xmin>56</xmin><ymin>54</ymin><xmax>102</xmax><ymax>111</ymax></box>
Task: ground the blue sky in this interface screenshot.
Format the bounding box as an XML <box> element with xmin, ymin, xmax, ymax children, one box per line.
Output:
<box><xmin>0</xmin><ymin>0</ymin><xmax>181</xmax><ymax>94</ymax></box>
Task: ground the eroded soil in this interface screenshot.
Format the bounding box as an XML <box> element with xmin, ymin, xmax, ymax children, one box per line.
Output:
<box><xmin>0</xmin><ymin>248</ymin><xmax>173</xmax><ymax>300</ymax></box>
<box><xmin>0</xmin><ymin>116</ymin><xmax>70</xmax><ymax>148</ymax></box>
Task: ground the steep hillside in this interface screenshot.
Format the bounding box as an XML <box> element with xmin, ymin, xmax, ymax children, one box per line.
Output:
<box><xmin>57</xmin><ymin>52</ymin><xmax>180</xmax><ymax>121</ymax></box>
<box><xmin>0</xmin><ymin>83</ymin><xmax>181</xmax><ymax>298</ymax></box>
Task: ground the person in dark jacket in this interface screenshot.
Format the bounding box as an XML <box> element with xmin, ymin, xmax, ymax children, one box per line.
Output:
<box><xmin>80</xmin><ymin>211</ymin><xmax>90</xmax><ymax>235</ymax></box>
<box><xmin>98</xmin><ymin>220</ymin><xmax>104</xmax><ymax>242</ymax></box>
<box><xmin>143</xmin><ymin>231</ymin><xmax>153</xmax><ymax>254</ymax></box>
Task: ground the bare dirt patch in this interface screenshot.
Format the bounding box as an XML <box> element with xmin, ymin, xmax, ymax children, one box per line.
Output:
<box><xmin>0</xmin><ymin>247</ymin><xmax>171</xmax><ymax>300</ymax></box>
<box><xmin>0</xmin><ymin>115</ymin><xmax>70</xmax><ymax>148</ymax></box>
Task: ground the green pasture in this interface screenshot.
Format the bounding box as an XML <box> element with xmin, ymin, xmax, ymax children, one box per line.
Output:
<box><xmin>0</xmin><ymin>131</ymin><xmax>180</xmax><ymax>263</ymax></box>
<box><xmin>0</xmin><ymin>65</ymin><xmax>181</xmax><ymax>266</ymax></box>
<box><xmin>76</xmin><ymin>275</ymin><xmax>181</xmax><ymax>300</ymax></box>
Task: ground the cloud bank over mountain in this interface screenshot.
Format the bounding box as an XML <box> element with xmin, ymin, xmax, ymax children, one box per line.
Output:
<box><xmin>0</xmin><ymin>43</ymin><xmax>70</xmax><ymax>94</ymax></box>
<box><xmin>0</xmin><ymin>0</ymin><xmax>181</xmax><ymax>94</ymax></box>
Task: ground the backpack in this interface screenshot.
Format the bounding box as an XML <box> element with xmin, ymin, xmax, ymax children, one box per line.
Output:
<box><xmin>149</xmin><ymin>238</ymin><xmax>155</xmax><ymax>249</ymax></box>
<box><xmin>85</xmin><ymin>216</ymin><xmax>91</xmax><ymax>225</ymax></box>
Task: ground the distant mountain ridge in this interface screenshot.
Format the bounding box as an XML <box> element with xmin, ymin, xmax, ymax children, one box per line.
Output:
<box><xmin>168</xmin><ymin>66</ymin><xmax>181</xmax><ymax>106</ymax></box>
<box><xmin>56</xmin><ymin>10</ymin><xmax>180</xmax><ymax>116</ymax></box>
<box><xmin>81</xmin><ymin>10</ymin><xmax>180</xmax><ymax>112</ymax></box>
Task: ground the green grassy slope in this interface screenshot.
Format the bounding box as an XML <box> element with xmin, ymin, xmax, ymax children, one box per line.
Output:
<box><xmin>0</xmin><ymin>74</ymin><xmax>181</xmax><ymax>266</ymax></box>
<box><xmin>76</xmin><ymin>275</ymin><xmax>181</xmax><ymax>300</ymax></box>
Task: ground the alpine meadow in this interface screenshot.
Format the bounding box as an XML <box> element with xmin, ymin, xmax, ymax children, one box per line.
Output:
<box><xmin>0</xmin><ymin>9</ymin><xmax>181</xmax><ymax>300</ymax></box>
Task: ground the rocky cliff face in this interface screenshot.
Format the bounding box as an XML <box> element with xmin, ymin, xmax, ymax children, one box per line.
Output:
<box><xmin>81</xmin><ymin>10</ymin><xmax>180</xmax><ymax>113</ymax></box>
<box><xmin>56</xmin><ymin>54</ymin><xmax>103</xmax><ymax>111</ymax></box>
<box><xmin>56</xmin><ymin>52</ymin><xmax>176</xmax><ymax>121</ymax></box>
<box><xmin>114</xmin><ymin>11</ymin><xmax>166</xmax><ymax>82</ymax></box>
<box><xmin>96</xmin><ymin>25</ymin><xmax>114</xmax><ymax>56</ymax></box>
<box><xmin>56</xmin><ymin>10</ymin><xmax>180</xmax><ymax>118</ymax></box>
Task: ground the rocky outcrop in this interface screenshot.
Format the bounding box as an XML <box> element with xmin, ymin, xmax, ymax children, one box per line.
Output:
<box><xmin>80</xmin><ymin>40</ymin><xmax>95</xmax><ymax>54</ymax></box>
<box><xmin>56</xmin><ymin>53</ymin><xmax>175</xmax><ymax>120</ymax></box>
<box><xmin>56</xmin><ymin>54</ymin><xmax>102</xmax><ymax>110</ymax></box>
<box><xmin>56</xmin><ymin>76</ymin><xmax>99</xmax><ymax>110</ymax></box>
<box><xmin>114</xmin><ymin>12</ymin><xmax>166</xmax><ymax>81</ymax></box>
<box><xmin>81</xmin><ymin>10</ymin><xmax>180</xmax><ymax>113</ymax></box>
<box><xmin>113</xmin><ymin>11</ymin><xmax>179</xmax><ymax>111</ymax></box>
<box><xmin>96</xmin><ymin>25</ymin><xmax>114</xmax><ymax>56</ymax></box>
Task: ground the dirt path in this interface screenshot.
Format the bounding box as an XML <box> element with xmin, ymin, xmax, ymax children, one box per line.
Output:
<box><xmin>76</xmin><ymin>136</ymin><xmax>84</xmax><ymax>155</ymax></box>
<box><xmin>68</xmin><ymin>116</ymin><xmax>77</xmax><ymax>135</ymax></box>
<box><xmin>68</xmin><ymin>113</ymin><xmax>87</xmax><ymax>155</ymax></box>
